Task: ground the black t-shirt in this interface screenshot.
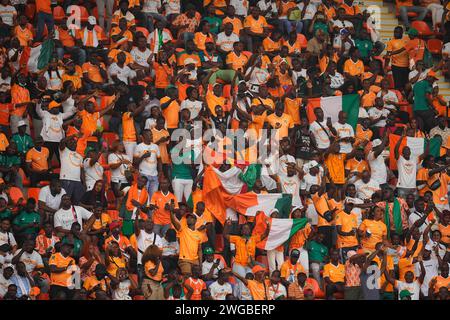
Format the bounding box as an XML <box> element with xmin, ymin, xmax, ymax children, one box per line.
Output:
<box><xmin>295</xmin><ymin>130</ymin><xmax>314</xmax><ymax>160</ymax></box>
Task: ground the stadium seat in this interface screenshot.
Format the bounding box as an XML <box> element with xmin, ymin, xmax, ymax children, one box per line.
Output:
<box><xmin>427</xmin><ymin>38</ymin><xmax>443</xmax><ymax>54</ymax></box>
<box><xmin>215</xmin><ymin>234</ymin><xmax>224</xmax><ymax>252</ymax></box>
<box><xmin>27</xmin><ymin>187</ymin><xmax>41</xmax><ymax>202</ymax></box>
<box><xmin>411</xmin><ymin>21</ymin><xmax>434</xmax><ymax>37</ymax></box>
<box><xmin>18</xmin><ymin>168</ymin><xmax>30</xmax><ymax>187</ymax></box>
<box><xmin>67</xmin><ymin>5</ymin><xmax>89</xmax><ymax>23</ymax></box>
<box><xmin>92</xmin><ymin>6</ymin><xmax>99</xmax><ymax>20</ymax></box>
<box><xmin>53</xmin><ymin>6</ymin><xmax>66</xmax><ymax>22</ymax></box>
<box><xmin>9</xmin><ymin>186</ymin><xmax>24</xmax><ymax>205</ymax></box>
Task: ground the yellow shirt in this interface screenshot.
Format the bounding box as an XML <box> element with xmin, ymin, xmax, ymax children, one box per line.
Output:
<box><xmin>160</xmin><ymin>97</ymin><xmax>180</xmax><ymax>129</ymax></box>
<box><xmin>243</xmin><ymin>15</ymin><xmax>268</xmax><ymax>34</ymax></box>
<box><xmin>335</xmin><ymin>211</ymin><xmax>359</xmax><ymax>248</ymax></box>
<box><xmin>359</xmin><ymin>219</ymin><xmax>387</xmax><ymax>250</ymax></box>
<box><xmin>266</xmin><ymin>113</ymin><xmax>294</xmax><ymax>139</ymax></box>
<box><xmin>178</xmin><ymin>224</ymin><xmax>202</xmax><ymax>261</ymax></box>
<box><xmin>386</xmin><ymin>38</ymin><xmax>409</xmax><ymax>67</ymax></box>
<box><xmin>344</xmin><ymin>59</ymin><xmax>364</xmax><ymax>77</ymax></box>
<box><xmin>325</xmin><ymin>153</ymin><xmax>346</xmax><ymax>184</ymax></box>
<box><xmin>49</xmin><ymin>252</ymin><xmax>76</xmax><ymax>287</ymax></box>
<box><xmin>323</xmin><ymin>262</ymin><xmax>346</xmax><ymax>283</ymax></box>
<box><xmin>229</xmin><ymin>235</ymin><xmax>261</xmax><ymax>266</ymax></box>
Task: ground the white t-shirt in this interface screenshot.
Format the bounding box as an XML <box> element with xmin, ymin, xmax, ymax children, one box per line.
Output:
<box><xmin>230</xmin><ymin>0</ymin><xmax>248</xmax><ymax>16</ymax></box>
<box><xmin>13</xmin><ymin>250</ymin><xmax>43</xmax><ymax>274</ymax></box>
<box><xmin>0</xmin><ymin>5</ymin><xmax>17</xmax><ymax>26</ymax></box>
<box><xmin>83</xmin><ymin>159</ymin><xmax>104</xmax><ymax>191</ymax></box>
<box><xmin>44</xmin><ymin>70</ymin><xmax>64</xmax><ymax>91</ymax></box>
<box><xmin>202</xmin><ymin>260</ymin><xmax>224</xmax><ymax>279</ymax></box>
<box><xmin>216</xmin><ymin>32</ymin><xmax>240</xmax><ymax>52</ymax></box>
<box><xmin>134</xmin><ymin>142</ymin><xmax>160</xmax><ymax>176</ymax></box>
<box><xmin>367</xmin><ymin>151</ymin><xmax>387</xmax><ymax>185</ymax></box>
<box><xmin>296</xmin><ymin>3</ymin><xmax>317</xmax><ymax>20</ymax></box>
<box><xmin>415</xmin><ymin>259</ymin><xmax>439</xmax><ymax>296</ymax></box>
<box><xmin>358</xmin><ymin>107</ymin><xmax>369</xmax><ymax>119</ymax></box>
<box><xmin>36</xmin><ymin>107</ymin><xmax>75</xmax><ymax>142</ymax></box>
<box><xmin>246</xmin><ymin>67</ymin><xmax>270</xmax><ymax>86</ymax></box>
<box><xmin>377</xmin><ymin>90</ymin><xmax>398</xmax><ymax>111</ymax></box>
<box><xmin>161</xmin><ymin>238</ymin><xmax>179</xmax><ymax>257</ymax></box>
<box><xmin>142</xmin><ymin>0</ymin><xmax>161</xmax><ymax>13</ymax></box>
<box><xmin>333</xmin><ymin>122</ymin><xmax>354</xmax><ymax>154</ymax></box>
<box><xmin>279</xmin><ymin>174</ymin><xmax>303</xmax><ymax>208</ymax></box>
<box><xmin>108</xmin><ymin>63</ymin><xmax>136</xmax><ymax>84</ymax></box>
<box><xmin>397</xmin><ymin>155</ymin><xmax>419</xmax><ymax>189</ymax></box>
<box><xmin>108</xmin><ymin>153</ymin><xmax>131</xmax><ymax>183</ymax></box>
<box><xmin>300</xmin><ymin>172</ymin><xmax>322</xmax><ymax>192</ymax></box>
<box><xmin>180</xmin><ymin>99</ymin><xmax>202</xmax><ymax>120</ymax></box>
<box><xmin>267</xmin><ymin>283</ymin><xmax>287</xmax><ymax>300</ymax></box>
<box><xmin>54</xmin><ymin>205</ymin><xmax>93</xmax><ymax>231</ymax></box>
<box><xmin>328</xmin><ymin>72</ymin><xmax>345</xmax><ymax>89</ymax></box>
<box><xmin>164</xmin><ymin>0</ymin><xmax>180</xmax><ymax>14</ymax></box>
<box><xmin>345</xmin><ymin>196</ymin><xmax>364</xmax><ymax>226</ymax></box>
<box><xmin>209</xmin><ymin>281</ymin><xmax>233</xmax><ymax>300</ymax></box>
<box><xmin>0</xmin><ymin>231</ymin><xmax>16</xmax><ymax>247</ymax></box>
<box><xmin>137</xmin><ymin>230</ymin><xmax>163</xmax><ymax>264</ymax></box>
<box><xmin>396</xmin><ymin>280</ymin><xmax>421</xmax><ymax>300</ymax></box>
<box><xmin>310</xmin><ymin>121</ymin><xmax>331</xmax><ymax>149</ymax></box>
<box><xmin>38</xmin><ymin>186</ymin><xmax>66</xmax><ymax>211</ymax></box>
<box><xmin>257</xmin><ymin>0</ymin><xmax>278</xmax><ymax>18</ymax></box>
<box><xmin>408</xmin><ymin>211</ymin><xmax>430</xmax><ymax>234</ymax></box>
<box><xmin>368</xmin><ymin>107</ymin><xmax>390</xmax><ymax>127</ymax></box>
<box><xmin>130</xmin><ymin>47</ymin><xmax>152</xmax><ymax>68</ymax></box>
<box><xmin>0</xmin><ymin>272</ymin><xmax>12</xmax><ymax>298</ymax></box>
<box><xmin>60</xmin><ymin>148</ymin><xmax>83</xmax><ymax>182</ymax></box>
<box><xmin>354</xmin><ymin>178</ymin><xmax>381</xmax><ymax>200</ymax></box>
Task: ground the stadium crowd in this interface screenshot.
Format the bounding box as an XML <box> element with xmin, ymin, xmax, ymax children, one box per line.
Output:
<box><xmin>0</xmin><ymin>0</ymin><xmax>448</xmax><ymax>301</ymax></box>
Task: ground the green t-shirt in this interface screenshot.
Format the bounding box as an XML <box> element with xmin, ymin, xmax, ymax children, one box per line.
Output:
<box><xmin>413</xmin><ymin>80</ymin><xmax>433</xmax><ymax>111</ymax></box>
<box><xmin>0</xmin><ymin>153</ymin><xmax>21</xmax><ymax>168</ymax></box>
<box><xmin>354</xmin><ymin>39</ymin><xmax>373</xmax><ymax>59</ymax></box>
<box><xmin>171</xmin><ymin>148</ymin><xmax>194</xmax><ymax>180</ymax></box>
<box><xmin>13</xmin><ymin>210</ymin><xmax>40</xmax><ymax>235</ymax></box>
<box><xmin>306</xmin><ymin>240</ymin><xmax>328</xmax><ymax>263</ymax></box>
<box><xmin>313</xmin><ymin>22</ymin><xmax>329</xmax><ymax>36</ymax></box>
<box><xmin>61</xmin><ymin>237</ymin><xmax>83</xmax><ymax>257</ymax></box>
<box><xmin>0</xmin><ymin>208</ymin><xmax>12</xmax><ymax>220</ymax></box>
<box><xmin>11</xmin><ymin>134</ymin><xmax>34</xmax><ymax>155</ymax></box>
<box><xmin>203</xmin><ymin>17</ymin><xmax>222</xmax><ymax>35</ymax></box>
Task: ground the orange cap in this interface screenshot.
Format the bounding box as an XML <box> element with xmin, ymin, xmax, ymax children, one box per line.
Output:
<box><xmin>252</xmin><ymin>265</ymin><xmax>267</xmax><ymax>274</ymax></box>
<box><xmin>48</xmin><ymin>101</ymin><xmax>61</xmax><ymax>110</ymax></box>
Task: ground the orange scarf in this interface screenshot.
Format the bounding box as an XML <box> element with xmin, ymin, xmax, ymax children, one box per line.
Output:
<box><xmin>125</xmin><ymin>183</ymin><xmax>148</xmax><ymax>211</ymax></box>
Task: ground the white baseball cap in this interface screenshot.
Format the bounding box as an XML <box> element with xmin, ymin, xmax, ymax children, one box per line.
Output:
<box><xmin>372</xmin><ymin>139</ymin><xmax>382</xmax><ymax>148</ymax></box>
<box><xmin>88</xmin><ymin>16</ymin><xmax>97</xmax><ymax>25</ymax></box>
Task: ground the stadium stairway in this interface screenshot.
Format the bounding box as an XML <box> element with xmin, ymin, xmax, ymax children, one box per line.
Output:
<box><xmin>360</xmin><ymin>0</ymin><xmax>450</xmax><ymax>101</ymax></box>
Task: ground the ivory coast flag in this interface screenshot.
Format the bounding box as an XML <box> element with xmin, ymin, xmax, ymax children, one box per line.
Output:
<box><xmin>306</xmin><ymin>94</ymin><xmax>360</xmax><ymax>129</ymax></box>
<box><xmin>388</xmin><ymin>134</ymin><xmax>442</xmax><ymax>170</ymax></box>
<box><xmin>20</xmin><ymin>39</ymin><xmax>54</xmax><ymax>73</ymax></box>
<box><xmin>202</xmin><ymin>166</ymin><xmax>292</xmax><ymax>224</ymax></box>
<box><xmin>254</xmin><ymin>214</ymin><xmax>309</xmax><ymax>250</ymax></box>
